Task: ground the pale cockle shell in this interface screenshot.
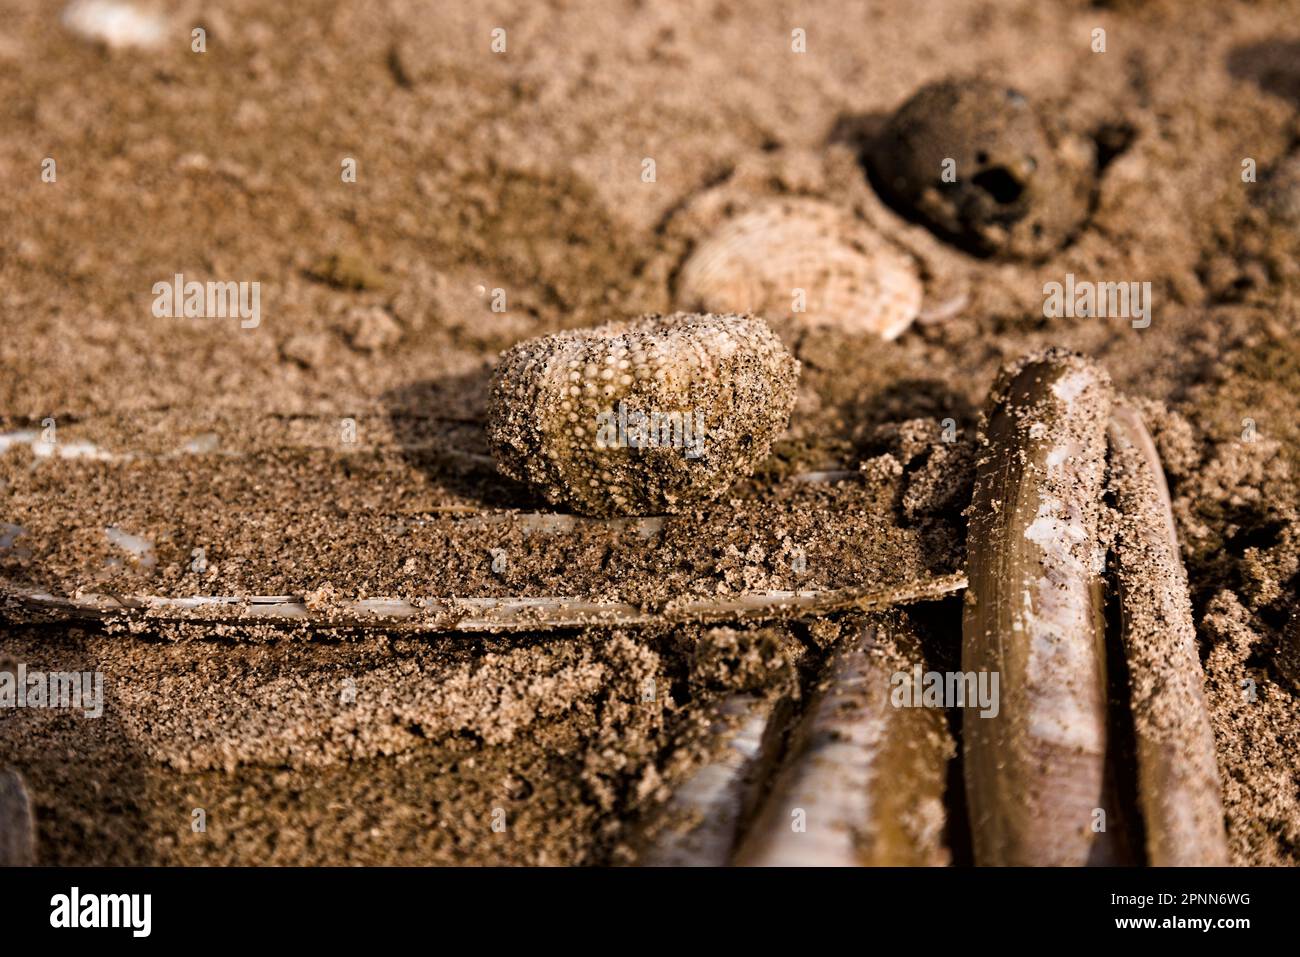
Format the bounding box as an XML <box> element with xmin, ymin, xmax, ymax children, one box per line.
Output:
<box><xmin>488</xmin><ymin>312</ymin><xmax>800</xmax><ymax>517</ymax></box>
<box><xmin>675</xmin><ymin>198</ymin><xmax>922</xmax><ymax>341</ymax></box>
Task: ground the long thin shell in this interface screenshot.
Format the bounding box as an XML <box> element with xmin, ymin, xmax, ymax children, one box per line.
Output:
<box><xmin>732</xmin><ymin>616</ymin><xmax>954</xmax><ymax>866</ymax></box>
<box><xmin>637</xmin><ymin>694</ymin><xmax>781</xmax><ymax>866</ymax></box>
<box><xmin>0</xmin><ymin>465</ymin><xmax>964</xmax><ymax>634</ymax></box>
<box><xmin>1107</xmin><ymin>402</ymin><xmax>1229</xmax><ymax>866</ymax></box>
<box><xmin>0</xmin><ymin>574</ymin><xmax>966</xmax><ymax>634</ymax></box>
<box><xmin>0</xmin><ymin>769</ymin><xmax>36</xmax><ymax>867</ymax></box>
<box><xmin>962</xmin><ymin>351</ymin><xmax>1116</xmax><ymax>866</ymax></box>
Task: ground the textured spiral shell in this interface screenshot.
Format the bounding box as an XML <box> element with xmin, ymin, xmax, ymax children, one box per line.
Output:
<box><xmin>676</xmin><ymin>198</ymin><xmax>922</xmax><ymax>341</ymax></box>
<box><xmin>488</xmin><ymin>312</ymin><xmax>800</xmax><ymax>516</ymax></box>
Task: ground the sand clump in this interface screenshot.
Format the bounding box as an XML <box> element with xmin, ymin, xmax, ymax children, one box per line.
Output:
<box><xmin>1</xmin><ymin>624</ymin><xmax>674</xmax><ymax>865</ymax></box>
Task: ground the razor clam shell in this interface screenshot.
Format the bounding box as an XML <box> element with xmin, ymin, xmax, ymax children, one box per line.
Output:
<box><xmin>1</xmin><ymin>573</ymin><xmax>966</xmax><ymax>635</ymax></box>
<box><xmin>676</xmin><ymin>198</ymin><xmax>922</xmax><ymax>341</ymax></box>
<box><xmin>637</xmin><ymin>694</ymin><xmax>782</xmax><ymax>866</ymax></box>
<box><xmin>0</xmin><ymin>769</ymin><xmax>36</xmax><ymax>867</ymax></box>
<box><xmin>0</xmin><ymin>463</ymin><xmax>965</xmax><ymax>634</ymax></box>
<box><xmin>962</xmin><ymin>351</ymin><xmax>1119</xmax><ymax>866</ymax></box>
<box><xmin>732</xmin><ymin>616</ymin><xmax>954</xmax><ymax>866</ymax></box>
<box><xmin>1107</xmin><ymin>402</ymin><xmax>1229</xmax><ymax>866</ymax></box>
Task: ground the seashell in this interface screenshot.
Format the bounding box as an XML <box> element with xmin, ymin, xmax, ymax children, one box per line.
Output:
<box><xmin>1107</xmin><ymin>402</ymin><xmax>1229</xmax><ymax>866</ymax></box>
<box><xmin>732</xmin><ymin>617</ymin><xmax>954</xmax><ymax>866</ymax></box>
<box><xmin>868</xmin><ymin>78</ymin><xmax>1095</xmax><ymax>260</ymax></box>
<box><xmin>488</xmin><ymin>312</ymin><xmax>800</xmax><ymax>517</ymax></box>
<box><xmin>675</xmin><ymin>198</ymin><xmax>922</xmax><ymax>341</ymax></box>
<box><xmin>637</xmin><ymin>694</ymin><xmax>780</xmax><ymax>866</ymax></box>
<box><xmin>0</xmin><ymin>769</ymin><xmax>36</xmax><ymax>866</ymax></box>
<box><xmin>62</xmin><ymin>0</ymin><xmax>168</xmax><ymax>50</ymax></box>
<box><xmin>962</xmin><ymin>349</ymin><xmax>1127</xmax><ymax>866</ymax></box>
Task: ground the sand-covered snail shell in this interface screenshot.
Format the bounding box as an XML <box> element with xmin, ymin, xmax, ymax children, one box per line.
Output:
<box><xmin>676</xmin><ymin>198</ymin><xmax>922</xmax><ymax>341</ymax></box>
<box><xmin>488</xmin><ymin>312</ymin><xmax>800</xmax><ymax>517</ymax></box>
<box><xmin>868</xmin><ymin>78</ymin><xmax>1095</xmax><ymax>260</ymax></box>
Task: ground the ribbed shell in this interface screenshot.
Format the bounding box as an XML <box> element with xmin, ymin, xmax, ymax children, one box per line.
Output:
<box><xmin>488</xmin><ymin>313</ymin><xmax>799</xmax><ymax>517</ymax></box>
<box><xmin>676</xmin><ymin>199</ymin><xmax>922</xmax><ymax>341</ymax></box>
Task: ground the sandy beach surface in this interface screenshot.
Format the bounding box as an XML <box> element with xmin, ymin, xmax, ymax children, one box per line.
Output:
<box><xmin>1</xmin><ymin>0</ymin><xmax>1298</xmax><ymax>865</ymax></box>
